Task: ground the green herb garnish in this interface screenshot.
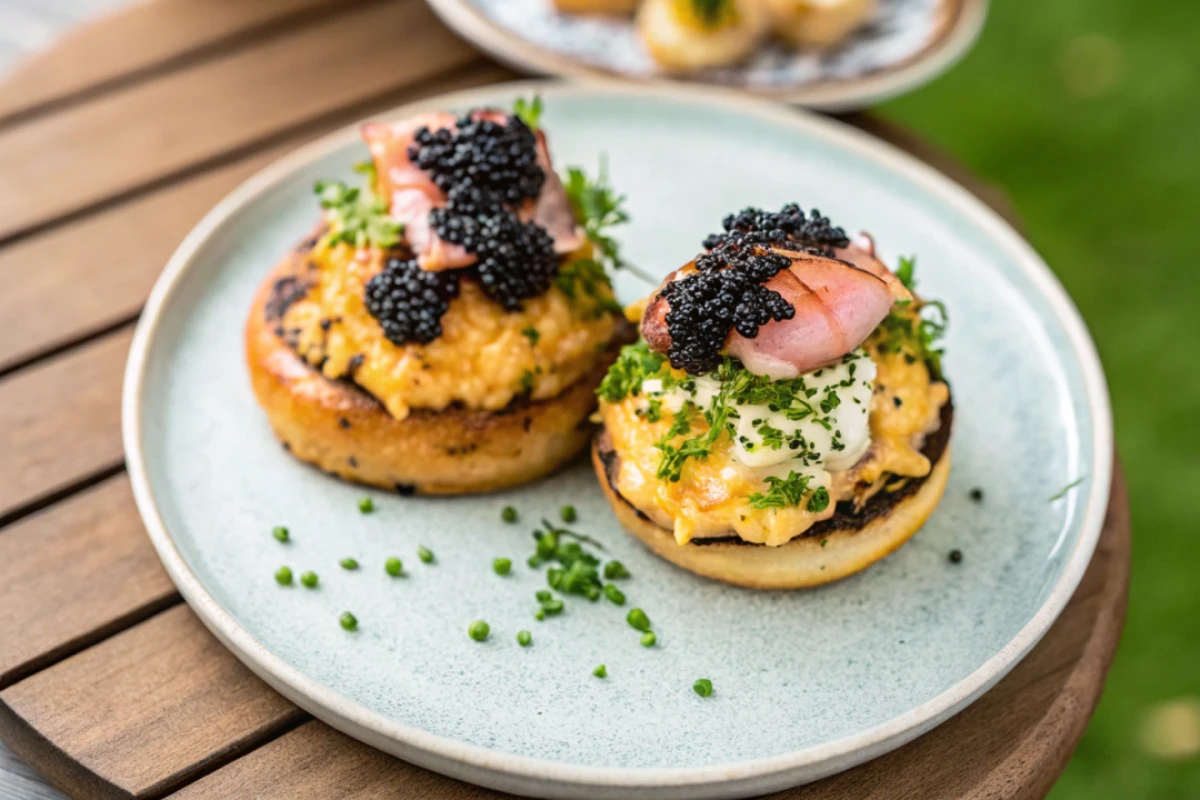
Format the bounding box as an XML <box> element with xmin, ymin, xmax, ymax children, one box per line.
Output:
<box><xmin>385</xmin><ymin>557</ymin><xmax>403</xmax><ymax>577</ymax></box>
<box><xmin>502</xmin><ymin>506</ymin><xmax>518</xmax><ymax>524</ymax></box>
<box><xmin>603</xmin><ymin>560</ymin><xmax>630</xmax><ymax>580</ymax></box>
<box><xmin>417</xmin><ymin>545</ymin><xmax>434</xmax><ymax>564</ymax></box>
<box><xmin>603</xmin><ymin>583</ymin><xmax>626</xmax><ymax>605</ymax></box>
<box><xmin>340</xmin><ymin>557</ymin><xmax>359</xmax><ymax>571</ymax></box>
<box><xmin>517</xmin><ymin>630</ymin><xmax>533</xmax><ymax>647</ymax></box>
<box><xmin>560</xmin><ymin>505</ymin><xmax>577</xmax><ymax>523</ymax></box>
<box><xmin>339</xmin><ymin>611</ymin><xmax>358</xmax><ymax>631</ymax></box>
<box><xmin>596</xmin><ymin>341</ymin><xmax>671</xmax><ymax>403</ymax></box>
<box><xmin>876</xmin><ymin>257</ymin><xmax>948</xmax><ymax>378</ymax></box>
<box><xmin>521</xmin><ymin>326</ymin><xmax>540</xmax><ymax>346</ymax></box>
<box><xmin>493</xmin><ymin>557</ymin><xmax>513</xmax><ymax>576</ymax></box>
<box><xmin>358</xmin><ymin>497</ymin><xmax>375</xmax><ymax>514</ymax></box>
<box><xmin>641</xmin><ymin>631</ymin><xmax>657</xmax><ymax>647</ymax></box>
<box><xmin>274</xmin><ymin>566</ymin><xmax>293</xmax><ymax>586</ymax></box>
<box><xmin>512</xmin><ymin>95</ymin><xmax>544</xmax><ymax>131</ymax></box>
<box><xmin>314</xmin><ymin>177</ymin><xmax>402</xmax><ymax>250</ymax></box>
<box><xmin>272</xmin><ymin>526</ymin><xmax>290</xmax><ymax>543</ymax></box>
<box><xmin>627</xmin><ymin>607</ymin><xmax>651</xmax><ymax>632</ymax></box>
<box><xmin>693</xmin><ymin>678</ymin><xmax>713</xmax><ymax>697</ymax></box>
<box><xmin>1049</xmin><ymin>476</ymin><xmax>1085</xmax><ymax>501</ymax></box>
<box><xmin>300</xmin><ymin>570</ymin><xmax>318</xmax><ymax>589</ymax></box>
<box><xmin>592</xmin><ymin>664</ymin><xmax>608</xmax><ymax>679</ymax></box>
<box><xmin>468</xmin><ymin>620</ymin><xmax>490</xmax><ymax>642</ymax></box>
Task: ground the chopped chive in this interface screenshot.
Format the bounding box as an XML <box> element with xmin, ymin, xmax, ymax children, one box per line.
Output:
<box><xmin>385</xmin><ymin>557</ymin><xmax>403</xmax><ymax>576</ymax></box>
<box><xmin>418</xmin><ymin>545</ymin><xmax>434</xmax><ymax>564</ymax></box>
<box><xmin>535</xmin><ymin>609</ymin><xmax>546</xmax><ymax>621</ymax></box>
<box><xmin>584</xmin><ymin>584</ymin><xmax>601</xmax><ymax>602</ymax></box>
<box><xmin>547</xmin><ymin>567</ymin><xmax>564</xmax><ymax>589</ymax></box>
<box><xmin>339</xmin><ymin>611</ymin><xmax>358</xmax><ymax>631</ymax></box>
<box><xmin>274</xmin><ymin>566</ymin><xmax>293</xmax><ymax>585</ymax></box>
<box><xmin>535</xmin><ymin>589</ymin><xmax>552</xmax><ymax>602</ymax></box>
<box><xmin>468</xmin><ymin>620</ymin><xmax>490</xmax><ymax>642</ymax></box>
<box><xmin>501</xmin><ymin>506</ymin><xmax>518</xmax><ymax>523</ymax></box>
<box><xmin>604</xmin><ymin>560</ymin><xmax>630</xmax><ymax>580</ymax></box>
<box><xmin>560</xmin><ymin>505</ymin><xmax>577</xmax><ymax>523</ymax></box>
<box><xmin>626</xmin><ymin>607</ymin><xmax>651</xmax><ymax>632</ymax></box>
<box><xmin>693</xmin><ymin>678</ymin><xmax>713</xmax><ymax>697</ymax></box>
<box><xmin>603</xmin><ymin>583</ymin><xmax>625</xmax><ymax>605</ymax></box>
<box><xmin>517</xmin><ymin>630</ymin><xmax>532</xmax><ymax>647</ymax></box>
<box><xmin>358</xmin><ymin>497</ymin><xmax>375</xmax><ymax>514</ymax></box>
<box><xmin>592</xmin><ymin>664</ymin><xmax>607</xmax><ymax>679</ymax></box>
<box><xmin>1048</xmin><ymin>476</ymin><xmax>1085</xmax><ymax>502</ymax></box>
<box><xmin>641</xmin><ymin>631</ymin><xmax>657</xmax><ymax>647</ymax></box>
<box><xmin>340</xmin><ymin>557</ymin><xmax>359</xmax><ymax>570</ymax></box>
<box><xmin>493</xmin><ymin>557</ymin><xmax>513</xmax><ymax>575</ymax></box>
<box><xmin>542</xmin><ymin>598</ymin><xmax>564</xmax><ymax>616</ymax></box>
<box><xmin>272</xmin><ymin>526</ymin><xmax>290</xmax><ymax>543</ymax></box>
<box><xmin>527</xmin><ymin>555</ymin><xmax>544</xmax><ymax>568</ymax></box>
<box><xmin>300</xmin><ymin>570</ymin><xmax>318</xmax><ymax>588</ymax></box>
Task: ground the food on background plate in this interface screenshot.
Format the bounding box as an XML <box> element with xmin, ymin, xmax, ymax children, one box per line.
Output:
<box><xmin>246</xmin><ymin>98</ymin><xmax>633</xmax><ymax>494</ymax></box>
<box><xmin>567</xmin><ymin>0</ymin><xmax>877</xmax><ymax>71</ymax></box>
<box><xmin>638</xmin><ymin>0</ymin><xmax>772</xmax><ymax>70</ymax></box>
<box><xmin>764</xmin><ymin>0</ymin><xmax>878</xmax><ymax>49</ymax></box>
<box><xmin>593</xmin><ymin>205</ymin><xmax>951</xmax><ymax>588</ymax></box>
<box><xmin>553</xmin><ymin>0</ymin><xmax>639</xmax><ymax>13</ymax></box>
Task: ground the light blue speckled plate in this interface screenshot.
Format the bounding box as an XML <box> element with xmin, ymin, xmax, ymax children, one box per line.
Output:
<box><xmin>425</xmin><ymin>0</ymin><xmax>988</xmax><ymax>110</ymax></box>
<box><xmin>124</xmin><ymin>81</ymin><xmax>1111</xmax><ymax>799</ymax></box>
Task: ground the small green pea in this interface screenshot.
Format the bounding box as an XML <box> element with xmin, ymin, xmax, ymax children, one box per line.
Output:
<box><xmin>385</xmin><ymin>557</ymin><xmax>403</xmax><ymax>577</ymax></box>
<box><xmin>693</xmin><ymin>678</ymin><xmax>713</xmax><ymax>698</ymax></box>
<box><xmin>468</xmin><ymin>620</ymin><xmax>490</xmax><ymax>642</ymax></box>
<box><xmin>627</xmin><ymin>607</ymin><xmax>651</xmax><ymax>632</ymax></box>
<box><xmin>274</xmin><ymin>566</ymin><xmax>293</xmax><ymax>585</ymax></box>
<box><xmin>604</xmin><ymin>560</ymin><xmax>630</xmax><ymax>580</ymax></box>
<box><xmin>493</xmin><ymin>557</ymin><xmax>512</xmax><ymax>575</ymax></box>
<box><xmin>358</xmin><ymin>497</ymin><xmax>375</xmax><ymax>514</ymax></box>
<box><xmin>517</xmin><ymin>630</ymin><xmax>532</xmax><ymax>647</ymax></box>
<box><xmin>501</xmin><ymin>506</ymin><xmax>518</xmax><ymax>523</ymax></box>
<box><xmin>300</xmin><ymin>570</ymin><xmax>318</xmax><ymax>588</ymax></box>
<box><xmin>339</xmin><ymin>611</ymin><xmax>358</xmax><ymax>631</ymax></box>
<box><xmin>592</xmin><ymin>664</ymin><xmax>607</xmax><ymax>679</ymax></box>
<box><xmin>418</xmin><ymin>545</ymin><xmax>434</xmax><ymax>564</ymax></box>
<box><xmin>641</xmin><ymin>631</ymin><xmax>657</xmax><ymax>647</ymax></box>
<box><xmin>534</xmin><ymin>609</ymin><xmax>546</xmax><ymax>621</ymax></box>
<box><xmin>527</xmin><ymin>555</ymin><xmax>544</xmax><ymax>568</ymax></box>
<box><xmin>603</xmin><ymin>583</ymin><xmax>625</xmax><ymax>605</ymax></box>
<box><xmin>272</xmin><ymin>526</ymin><xmax>290</xmax><ymax>543</ymax></box>
<box><xmin>542</xmin><ymin>598</ymin><xmax>564</xmax><ymax>615</ymax></box>
<box><xmin>340</xmin><ymin>557</ymin><xmax>359</xmax><ymax>570</ymax></box>
<box><xmin>560</xmin><ymin>505</ymin><xmax>577</xmax><ymax>523</ymax></box>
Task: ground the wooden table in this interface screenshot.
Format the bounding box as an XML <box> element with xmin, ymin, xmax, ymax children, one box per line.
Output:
<box><xmin>0</xmin><ymin>1</ymin><xmax>1129</xmax><ymax>798</ymax></box>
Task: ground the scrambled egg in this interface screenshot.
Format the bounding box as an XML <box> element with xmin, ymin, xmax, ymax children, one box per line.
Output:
<box><xmin>601</xmin><ymin>326</ymin><xmax>949</xmax><ymax>547</ymax></box>
<box><xmin>281</xmin><ymin>239</ymin><xmax>621</xmax><ymax>420</ymax></box>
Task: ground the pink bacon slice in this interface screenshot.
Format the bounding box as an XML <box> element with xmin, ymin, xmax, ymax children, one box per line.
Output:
<box><xmin>642</xmin><ymin>240</ymin><xmax>905</xmax><ymax>380</ymax></box>
<box><xmin>360</xmin><ymin>110</ymin><xmax>583</xmax><ymax>272</ymax></box>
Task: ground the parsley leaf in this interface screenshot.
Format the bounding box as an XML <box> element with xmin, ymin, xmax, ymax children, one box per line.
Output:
<box><xmin>875</xmin><ymin>257</ymin><xmax>948</xmax><ymax>378</ymax></box>
<box><xmin>563</xmin><ymin>159</ymin><xmax>630</xmax><ymax>274</ymax></box>
<box><xmin>512</xmin><ymin>95</ymin><xmax>544</xmax><ymax>131</ymax></box>
<box><xmin>314</xmin><ymin>171</ymin><xmax>402</xmax><ymax>250</ymax></box>
<box><xmin>596</xmin><ymin>341</ymin><xmax>670</xmax><ymax>403</ymax></box>
<box><xmin>748</xmin><ymin>472</ymin><xmax>812</xmax><ymax>509</ymax></box>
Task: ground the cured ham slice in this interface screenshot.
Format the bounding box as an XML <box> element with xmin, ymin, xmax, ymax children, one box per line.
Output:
<box><xmin>642</xmin><ymin>244</ymin><xmax>900</xmax><ymax>379</ymax></box>
<box><xmin>360</xmin><ymin>111</ymin><xmax>583</xmax><ymax>271</ymax></box>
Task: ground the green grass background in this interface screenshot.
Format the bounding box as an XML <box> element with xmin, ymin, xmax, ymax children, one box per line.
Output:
<box><xmin>881</xmin><ymin>0</ymin><xmax>1200</xmax><ymax>796</ymax></box>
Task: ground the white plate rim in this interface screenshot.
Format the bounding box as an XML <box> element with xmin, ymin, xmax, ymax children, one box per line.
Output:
<box><xmin>123</xmin><ymin>79</ymin><xmax>1113</xmax><ymax>798</ymax></box>
<box><xmin>422</xmin><ymin>0</ymin><xmax>989</xmax><ymax>111</ymax></box>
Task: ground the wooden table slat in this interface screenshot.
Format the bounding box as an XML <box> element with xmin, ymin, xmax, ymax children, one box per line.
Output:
<box><xmin>0</xmin><ymin>606</ymin><xmax>306</xmax><ymax>800</ymax></box>
<box><xmin>0</xmin><ymin>62</ymin><xmax>513</xmax><ymax>376</ymax></box>
<box><xmin>0</xmin><ymin>0</ymin><xmax>480</xmax><ymax>244</ymax></box>
<box><xmin>0</xmin><ymin>0</ymin><xmax>356</xmax><ymax>125</ymax></box>
<box><xmin>0</xmin><ymin>475</ymin><xmax>178</xmax><ymax>690</ymax></box>
<box><xmin>0</xmin><ymin>328</ymin><xmax>131</xmax><ymax>524</ymax></box>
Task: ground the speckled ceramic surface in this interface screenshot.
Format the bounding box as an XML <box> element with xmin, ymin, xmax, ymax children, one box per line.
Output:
<box><xmin>124</xmin><ymin>82</ymin><xmax>1112</xmax><ymax>799</ymax></box>
<box><xmin>424</xmin><ymin>0</ymin><xmax>987</xmax><ymax>109</ymax></box>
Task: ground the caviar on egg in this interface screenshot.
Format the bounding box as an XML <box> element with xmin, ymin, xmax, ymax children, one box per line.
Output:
<box><xmin>662</xmin><ymin>204</ymin><xmax>848</xmax><ymax>374</ymax></box>
<box><xmin>364</xmin><ymin>256</ymin><xmax>461</xmax><ymax>345</ymax></box>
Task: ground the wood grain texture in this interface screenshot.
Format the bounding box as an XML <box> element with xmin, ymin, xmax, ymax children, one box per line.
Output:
<box><xmin>0</xmin><ymin>61</ymin><xmax>514</xmax><ymax>375</ymax></box>
<box><xmin>0</xmin><ymin>476</ymin><xmax>177</xmax><ymax>690</ymax></box>
<box><xmin>0</xmin><ymin>606</ymin><xmax>306</xmax><ymax>800</ymax></box>
<box><xmin>0</xmin><ymin>0</ymin><xmax>354</xmax><ymax>124</ymax></box>
<box><xmin>0</xmin><ymin>328</ymin><xmax>130</xmax><ymax>523</ymax></box>
<box><xmin>167</xmin><ymin>468</ymin><xmax>1130</xmax><ymax>800</ymax></box>
<box><xmin>0</xmin><ymin>0</ymin><xmax>480</xmax><ymax>242</ymax></box>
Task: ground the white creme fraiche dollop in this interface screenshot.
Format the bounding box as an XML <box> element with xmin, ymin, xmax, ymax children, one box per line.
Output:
<box><xmin>642</xmin><ymin>349</ymin><xmax>876</xmax><ymax>478</ymax></box>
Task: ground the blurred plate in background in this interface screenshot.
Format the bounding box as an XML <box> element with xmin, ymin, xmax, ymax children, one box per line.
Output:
<box><xmin>425</xmin><ymin>0</ymin><xmax>987</xmax><ymax>109</ymax></box>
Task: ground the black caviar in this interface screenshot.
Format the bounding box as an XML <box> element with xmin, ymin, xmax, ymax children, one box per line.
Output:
<box><xmin>660</xmin><ymin>203</ymin><xmax>848</xmax><ymax>374</ymax></box>
<box><xmin>364</xmin><ymin>256</ymin><xmax>461</xmax><ymax>345</ymax></box>
<box><xmin>407</xmin><ymin>114</ymin><xmax>545</xmax><ymax>206</ymax></box>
